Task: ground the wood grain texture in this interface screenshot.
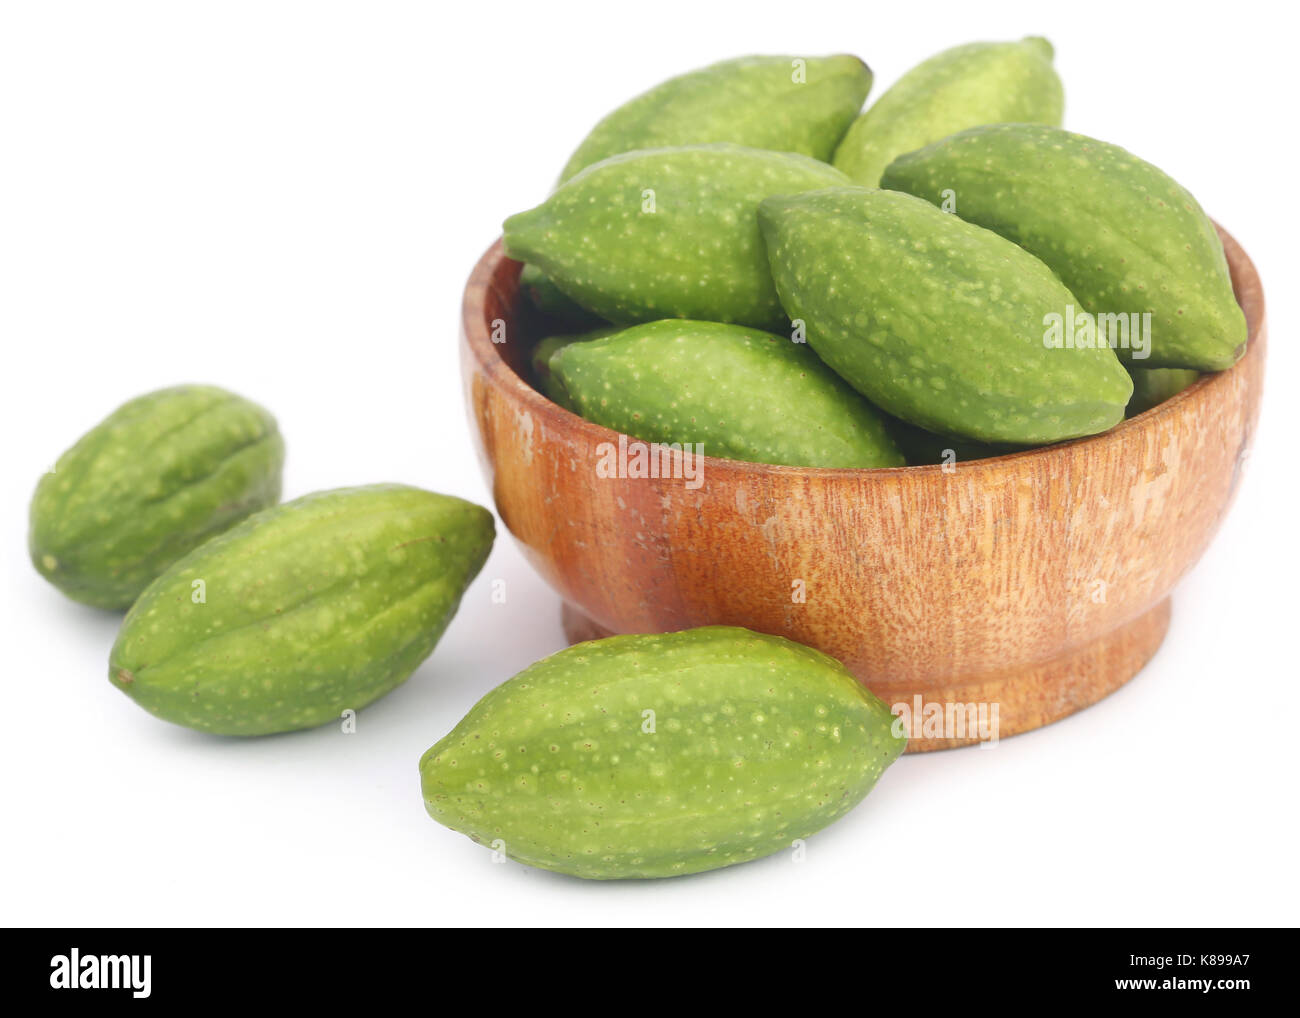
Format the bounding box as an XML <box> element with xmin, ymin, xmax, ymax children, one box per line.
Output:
<box><xmin>460</xmin><ymin>228</ymin><xmax>1266</xmax><ymax>751</ymax></box>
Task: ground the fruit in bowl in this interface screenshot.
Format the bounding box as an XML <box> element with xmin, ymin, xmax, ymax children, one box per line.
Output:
<box><xmin>464</xmin><ymin>44</ymin><xmax>1265</xmax><ymax>752</ymax></box>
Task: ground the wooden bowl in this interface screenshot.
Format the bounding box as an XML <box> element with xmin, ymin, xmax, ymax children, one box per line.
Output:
<box><xmin>460</xmin><ymin>228</ymin><xmax>1265</xmax><ymax>751</ymax></box>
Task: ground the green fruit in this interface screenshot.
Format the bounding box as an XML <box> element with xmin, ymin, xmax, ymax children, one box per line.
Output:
<box><xmin>887</xmin><ymin>417</ymin><xmax>1026</xmax><ymax>466</ymax></box>
<box><xmin>759</xmin><ymin>188</ymin><xmax>1133</xmax><ymax>444</ymax></box>
<box><xmin>109</xmin><ymin>485</ymin><xmax>494</xmax><ymax>736</ymax></box>
<box><xmin>551</xmin><ymin>320</ymin><xmax>903</xmax><ymax>468</ymax></box>
<box><xmin>30</xmin><ymin>385</ymin><xmax>284</xmax><ymax>610</ymax></box>
<box><xmin>519</xmin><ymin>263</ymin><xmax>606</xmax><ymax>327</ymax></box>
<box><xmin>559</xmin><ymin>54</ymin><xmax>872</xmax><ymax>182</ymax></box>
<box><xmin>881</xmin><ymin>124</ymin><xmax>1247</xmax><ymax>371</ymax></box>
<box><xmin>530</xmin><ymin>326</ymin><xmax>619</xmax><ymax>408</ymax></box>
<box><xmin>420</xmin><ymin>626</ymin><xmax>905</xmax><ymax>880</ymax></box>
<box><xmin>503</xmin><ymin>143</ymin><xmax>850</xmax><ymax>331</ymax></box>
<box><xmin>833</xmin><ymin>36</ymin><xmax>1062</xmax><ymax>186</ymax></box>
<box><xmin>526</xmin><ymin>55</ymin><xmax>870</xmax><ymax>326</ymax></box>
<box><xmin>1127</xmin><ymin>367</ymin><xmax>1200</xmax><ymax>417</ymax></box>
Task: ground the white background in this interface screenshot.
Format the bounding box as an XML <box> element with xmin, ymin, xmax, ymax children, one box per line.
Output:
<box><xmin>2</xmin><ymin>1</ymin><xmax>1296</xmax><ymax>928</ymax></box>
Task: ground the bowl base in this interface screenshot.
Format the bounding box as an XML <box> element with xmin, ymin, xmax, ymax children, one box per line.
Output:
<box><xmin>560</xmin><ymin>598</ymin><xmax>1171</xmax><ymax>752</ymax></box>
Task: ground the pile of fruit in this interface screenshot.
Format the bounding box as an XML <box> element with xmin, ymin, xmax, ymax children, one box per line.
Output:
<box><xmin>509</xmin><ymin>39</ymin><xmax>1245</xmax><ymax>466</ymax></box>
<box><xmin>29</xmin><ymin>38</ymin><xmax>1250</xmax><ymax>881</ymax></box>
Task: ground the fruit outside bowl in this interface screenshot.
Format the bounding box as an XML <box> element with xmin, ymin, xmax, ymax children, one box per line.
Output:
<box><xmin>459</xmin><ymin>227</ymin><xmax>1265</xmax><ymax>751</ymax></box>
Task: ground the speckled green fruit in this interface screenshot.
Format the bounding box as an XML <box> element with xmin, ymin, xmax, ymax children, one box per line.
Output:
<box><xmin>886</xmin><ymin>417</ymin><xmax>1026</xmax><ymax>466</ymax></box>
<box><xmin>420</xmin><ymin>626</ymin><xmax>905</xmax><ymax>880</ymax></box>
<box><xmin>109</xmin><ymin>485</ymin><xmax>494</xmax><ymax>735</ymax></box>
<box><xmin>832</xmin><ymin>36</ymin><xmax>1062</xmax><ymax>186</ymax></box>
<box><xmin>503</xmin><ymin>144</ymin><xmax>850</xmax><ymax>331</ymax></box>
<box><xmin>1127</xmin><ymin>367</ymin><xmax>1200</xmax><ymax>417</ymax></box>
<box><xmin>29</xmin><ymin>385</ymin><xmax>283</xmax><ymax>610</ymax></box>
<box><xmin>759</xmin><ymin>188</ymin><xmax>1133</xmax><ymax>444</ymax></box>
<box><xmin>530</xmin><ymin>326</ymin><xmax>619</xmax><ymax>409</ymax></box>
<box><xmin>551</xmin><ymin>320</ymin><xmax>903</xmax><ymax>467</ymax></box>
<box><xmin>559</xmin><ymin>54</ymin><xmax>872</xmax><ymax>182</ymax></box>
<box><xmin>882</xmin><ymin>125</ymin><xmax>1247</xmax><ymax>371</ymax></box>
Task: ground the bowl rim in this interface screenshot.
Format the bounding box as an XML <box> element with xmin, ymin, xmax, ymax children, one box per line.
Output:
<box><xmin>461</xmin><ymin>226</ymin><xmax>1266</xmax><ymax>478</ymax></box>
